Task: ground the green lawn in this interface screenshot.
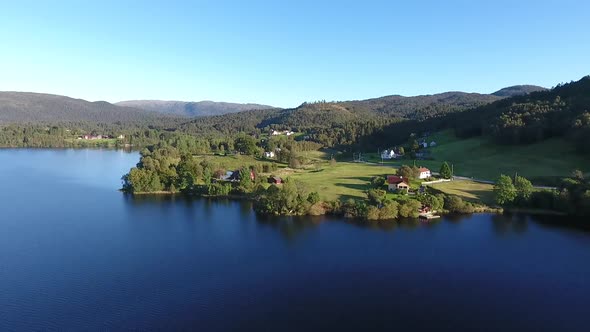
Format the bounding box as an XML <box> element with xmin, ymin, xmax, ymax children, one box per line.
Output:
<box><xmin>430</xmin><ymin>180</ymin><xmax>495</xmax><ymax>206</ymax></box>
<box><xmin>286</xmin><ymin>162</ymin><xmax>396</xmax><ymax>201</ymax></box>
<box><xmin>369</xmin><ymin>130</ymin><xmax>590</xmax><ymax>185</ymax></box>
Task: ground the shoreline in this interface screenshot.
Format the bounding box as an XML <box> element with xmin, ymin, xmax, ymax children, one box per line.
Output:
<box><xmin>122</xmin><ymin>190</ymin><xmax>570</xmax><ymax>219</ymax></box>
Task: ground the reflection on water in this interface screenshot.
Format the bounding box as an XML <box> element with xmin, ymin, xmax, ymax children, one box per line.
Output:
<box><xmin>123</xmin><ymin>193</ymin><xmax>588</xmax><ymax>242</ymax></box>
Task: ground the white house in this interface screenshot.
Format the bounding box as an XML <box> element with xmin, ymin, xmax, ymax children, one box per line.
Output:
<box><xmin>430</xmin><ymin>141</ymin><xmax>437</xmax><ymax>147</ymax></box>
<box><xmin>270</xmin><ymin>130</ymin><xmax>281</xmax><ymax>136</ymax></box>
<box><xmin>381</xmin><ymin>149</ymin><xmax>396</xmax><ymax>160</ymax></box>
<box><xmin>421</xmin><ymin>142</ymin><xmax>428</xmax><ymax>148</ymax></box>
<box><xmin>418</xmin><ymin>167</ymin><xmax>431</xmax><ymax>179</ymax></box>
<box><xmin>264</xmin><ymin>151</ymin><xmax>275</xmax><ymax>158</ymax></box>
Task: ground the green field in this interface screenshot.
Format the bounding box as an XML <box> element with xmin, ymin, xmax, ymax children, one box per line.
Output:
<box><xmin>430</xmin><ymin>180</ymin><xmax>495</xmax><ymax>206</ymax></box>
<box><xmin>367</xmin><ymin>131</ymin><xmax>590</xmax><ymax>185</ymax></box>
<box><xmin>285</xmin><ymin>162</ymin><xmax>396</xmax><ymax>201</ymax></box>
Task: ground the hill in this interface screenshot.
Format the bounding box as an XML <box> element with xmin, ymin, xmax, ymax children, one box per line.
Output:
<box><xmin>492</xmin><ymin>85</ymin><xmax>547</xmax><ymax>97</ymax></box>
<box><xmin>0</xmin><ymin>92</ymin><xmax>169</xmax><ymax>124</ymax></box>
<box><xmin>452</xmin><ymin>76</ymin><xmax>590</xmax><ymax>148</ymax></box>
<box><xmin>181</xmin><ymin>91</ymin><xmax>504</xmax><ymax>135</ymax></box>
<box><xmin>116</xmin><ymin>100</ymin><xmax>275</xmax><ymax>117</ymax></box>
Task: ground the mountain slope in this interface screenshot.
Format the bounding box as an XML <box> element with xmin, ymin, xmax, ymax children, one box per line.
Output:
<box><xmin>181</xmin><ymin>91</ymin><xmax>504</xmax><ymax>133</ymax></box>
<box><xmin>492</xmin><ymin>85</ymin><xmax>547</xmax><ymax>97</ymax></box>
<box><xmin>0</xmin><ymin>92</ymin><xmax>167</xmax><ymax>124</ymax></box>
<box><xmin>116</xmin><ymin>100</ymin><xmax>274</xmax><ymax>117</ymax></box>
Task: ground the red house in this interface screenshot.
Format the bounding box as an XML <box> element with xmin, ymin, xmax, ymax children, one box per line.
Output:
<box><xmin>387</xmin><ymin>175</ymin><xmax>410</xmax><ymax>191</ymax></box>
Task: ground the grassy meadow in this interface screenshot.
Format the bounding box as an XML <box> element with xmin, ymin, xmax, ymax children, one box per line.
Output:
<box><xmin>430</xmin><ymin>180</ymin><xmax>496</xmax><ymax>206</ymax></box>
<box><xmin>282</xmin><ymin>162</ymin><xmax>396</xmax><ymax>201</ymax></box>
<box><xmin>366</xmin><ymin>130</ymin><xmax>590</xmax><ymax>185</ymax></box>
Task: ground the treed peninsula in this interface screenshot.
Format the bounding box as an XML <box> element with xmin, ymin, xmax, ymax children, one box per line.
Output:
<box><xmin>2</xmin><ymin>76</ymin><xmax>590</xmax><ymax>220</ymax></box>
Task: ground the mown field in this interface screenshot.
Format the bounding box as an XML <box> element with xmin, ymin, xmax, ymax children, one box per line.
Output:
<box><xmin>366</xmin><ymin>130</ymin><xmax>590</xmax><ymax>185</ymax></box>
<box><xmin>430</xmin><ymin>180</ymin><xmax>496</xmax><ymax>206</ymax></box>
<box><xmin>282</xmin><ymin>162</ymin><xmax>396</xmax><ymax>201</ymax></box>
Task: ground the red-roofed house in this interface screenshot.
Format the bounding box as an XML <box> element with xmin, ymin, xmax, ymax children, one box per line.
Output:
<box><xmin>387</xmin><ymin>175</ymin><xmax>410</xmax><ymax>191</ymax></box>
<box><xmin>418</xmin><ymin>167</ymin><xmax>431</xmax><ymax>179</ymax></box>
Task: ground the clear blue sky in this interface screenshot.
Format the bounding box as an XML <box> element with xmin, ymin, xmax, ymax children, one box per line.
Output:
<box><xmin>1</xmin><ymin>0</ymin><xmax>588</xmax><ymax>107</ymax></box>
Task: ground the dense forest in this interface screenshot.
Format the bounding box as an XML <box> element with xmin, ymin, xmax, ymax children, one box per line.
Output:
<box><xmin>451</xmin><ymin>76</ymin><xmax>590</xmax><ymax>151</ymax></box>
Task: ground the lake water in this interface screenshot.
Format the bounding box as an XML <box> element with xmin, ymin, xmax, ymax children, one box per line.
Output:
<box><xmin>1</xmin><ymin>149</ymin><xmax>589</xmax><ymax>331</ymax></box>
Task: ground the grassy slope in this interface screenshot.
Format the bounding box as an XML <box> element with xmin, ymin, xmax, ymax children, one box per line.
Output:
<box><xmin>369</xmin><ymin>131</ymin><xmax>590</xmax><ymax>184</ymax></box>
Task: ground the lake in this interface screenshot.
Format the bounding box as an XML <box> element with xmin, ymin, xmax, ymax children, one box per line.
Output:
<box><xmin>1</xmin><ymin>149</ymin><xmax>589</xmax><ymax>331</ymax></box>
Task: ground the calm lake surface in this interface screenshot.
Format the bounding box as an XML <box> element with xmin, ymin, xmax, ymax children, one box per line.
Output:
<box><xmin>1</xmin><ymin>149</ymin><xmax>589</xmax><ymax>331</ymax></box>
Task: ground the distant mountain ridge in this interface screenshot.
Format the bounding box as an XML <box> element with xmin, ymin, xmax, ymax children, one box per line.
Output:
<box><xmin>492</xmin><ymin>85</ymin><xmax>547</xmax><ymax>97</ymax></box>
<box><xmin>0</xmin><ymin>92</ymin><xmax>166</xmax><ymax>124</ymax></box>
<box><xmin>0</xmin><ymin>83</ymin><xmax>547</xmax><ymax>125</ymax></box>
<box><xmin>116</xmin><ymin>100</ymin><xmax>275</xmax><ymax>117</ymax></box>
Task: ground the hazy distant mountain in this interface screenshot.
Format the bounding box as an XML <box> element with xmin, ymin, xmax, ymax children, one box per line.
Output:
<box><xmin>115</xmin><ymin>100</ymin><xmax>275</xmax><ymax>117</ymax></box>
<box><xmin>492</xmin><ymin>85</ymin><xmax>547</xmax><ymax>97</ymax></box>
<box><xmin>0</xmin><ymin>92</ymin><xmax>165</xmax><ymax>124</ymax></box>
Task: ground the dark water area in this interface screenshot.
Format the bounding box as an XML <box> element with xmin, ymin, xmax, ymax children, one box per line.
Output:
<box><xmin>1</xmin><ymin>149</ymin><xmax>589</xmax><ymax>331</ymax></box>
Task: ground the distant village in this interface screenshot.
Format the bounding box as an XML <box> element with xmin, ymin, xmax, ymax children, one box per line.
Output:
<box><xmin>77</xmin><ymin>134</ymin><xmax>125</xmax><ymax>140</ymax></box>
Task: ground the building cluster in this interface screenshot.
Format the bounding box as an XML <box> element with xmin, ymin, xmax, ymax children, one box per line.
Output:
<box><xmin>270</xmin><ymin>130</ymin><xmax>295</xmax><ymax>136</ymax></box>
<box><xmin>77</xmin><ymin>134</ymin><xmax>125</xmax><ymax>140</ymax></box>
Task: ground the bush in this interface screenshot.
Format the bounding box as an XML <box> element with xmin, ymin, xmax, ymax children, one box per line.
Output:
<box><xmin>398</xmin><ymin>200</ymin><xmax>421</xmax><ymax>218</ymax></box>
<box><xmin>370</xmin><ymin>176</ymin><xmax>386</xmax><ymax>188</ymax></box>
<box><xmin>367</xmin><ymin>189</ymin><xmax>387</xmax><ymax>205</ymax></box>
<box><xmin>308</xmin><ymin>202</ymin><xmax>327</xmax><ymax>216</ymax></box>
<box><xmin>443</xmin><ymin>195</ymin><xmax>475</xmax><ymax>213</ymax></box>
<box><xmin>307</xmin><ymin>191</ymin><xmax>321</xmax><ymax>205</ymax></box>
<box><xmin>366</xmin><ymin>206</ymin><xmax>381</xmax><ymax>220</ymax></box>
<box><xmin>379</xmin><ymin>201</ymin><xmax>400</xmax><ymax>220</ymax></box>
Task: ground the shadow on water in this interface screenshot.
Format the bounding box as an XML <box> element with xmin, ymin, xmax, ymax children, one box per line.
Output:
<box><xmin>255</xmin><ymin>214</ymin><xmax>323</xmax><ymax>241</ymax></box>
<box><xmin>524</xmin><ymin>213</ymin><xmax>590</xmax><ymax>233</ymax></box>
<box><xmin>491</xmin><ymin>213</ymin><xmax>529</xmax><ymax>236</ymax></box>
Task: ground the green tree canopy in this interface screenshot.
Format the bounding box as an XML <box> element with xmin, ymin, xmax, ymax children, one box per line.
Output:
<box><xmin>494</xmin><ymin>175</ymin><xmax>517</xmax><ymax>205</ymax></box>
<box><xmin>234</xmin><ymin>135</ymin><xmax>258</xmax><ymax>155</ymax></box>
<box><xmin>514</xmin><ymin>175</ymin><xmax>533</xmax><ymax>201</ymax></box>
<box><xmin>439</xmin><ymin>162</ymin><xmax>452</xmax><ymax>179</ymax></box>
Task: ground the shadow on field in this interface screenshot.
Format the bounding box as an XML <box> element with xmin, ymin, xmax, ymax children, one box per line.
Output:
<box><xmin>334</xmin><ymin>182</ymin><xmax>369</xmax><ymax>192</ymax></box>
<box><xmin>456</xmin><ymin>189</ymin><xmax>495</xmax><ymax>206</ymax></box>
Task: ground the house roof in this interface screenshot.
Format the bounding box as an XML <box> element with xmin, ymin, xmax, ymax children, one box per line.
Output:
<box><xmin>387</xmin><ymin>175</ymin><xmax>403</xmax><ymax>184</ymax></box>
<box><xmin>419</xmin><ymin>167</ymin><xmax>430</xmax><ymax>173</ymax></box>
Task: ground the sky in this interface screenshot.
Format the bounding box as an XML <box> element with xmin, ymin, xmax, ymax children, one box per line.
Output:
<box><xmin>0</xmin><ymin>0</ymin><xmax>589</xmax><ymax>108</ymax></box>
